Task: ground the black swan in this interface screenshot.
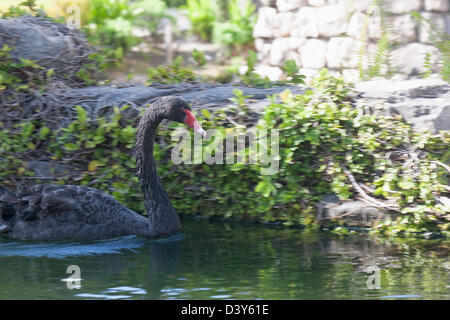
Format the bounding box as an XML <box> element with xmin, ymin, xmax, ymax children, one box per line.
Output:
<box><xmin>0</xmin><ymin>96</ymin><xmax>206</xmax><ymax>241</ymax></box>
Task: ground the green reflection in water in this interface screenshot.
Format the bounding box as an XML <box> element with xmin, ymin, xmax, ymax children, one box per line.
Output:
<box><xmin>0</xmin><ymin>218</ymin><xmax>448</xmax><ymax>300</ymax></box>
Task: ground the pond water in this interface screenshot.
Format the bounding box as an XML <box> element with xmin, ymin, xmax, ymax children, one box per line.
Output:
<box><xmin>0</xmin><ymin>218</ymin><xmax>448</xmax><ymax>300</ymax></box>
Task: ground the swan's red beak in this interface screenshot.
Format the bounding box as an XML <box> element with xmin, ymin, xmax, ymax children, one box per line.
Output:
<box><xmin>183</xmin><ymin>109</ymin><xmax>206</xmax><ymax>136</ymax></box>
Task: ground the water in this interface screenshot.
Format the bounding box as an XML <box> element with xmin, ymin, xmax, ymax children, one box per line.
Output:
<box><xmin>0</xmin><ymin>218</ymin><xmax>448</xmax><ymax>300</ymax></box>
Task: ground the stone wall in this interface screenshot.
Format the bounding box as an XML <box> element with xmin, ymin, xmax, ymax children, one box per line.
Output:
<box><xmin>252</xmin><ymin>0</ymin><xmax>449</xmax><ymax>82</ymax></box>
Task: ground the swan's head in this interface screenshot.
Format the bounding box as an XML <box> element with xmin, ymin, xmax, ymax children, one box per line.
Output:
<box><xmin>164</xmin><ymin>96</ymin><xmax>206</xmax><ymax>137</ymax></box>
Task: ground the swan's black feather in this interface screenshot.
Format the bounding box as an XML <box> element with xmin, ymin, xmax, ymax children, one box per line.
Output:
<box><xmin>0</xmin><ymin>184</ymin><xmax>149</xmax><ymax>240</ymax></box>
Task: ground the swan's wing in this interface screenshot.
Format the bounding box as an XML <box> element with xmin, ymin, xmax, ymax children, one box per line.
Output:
<box><xmin>16</xmin><ymin>184</ymin><xmax>121</xmax><ymax>224</ymax></box>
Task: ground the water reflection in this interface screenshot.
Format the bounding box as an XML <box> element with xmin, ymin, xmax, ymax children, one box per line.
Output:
<box><xmin>0</xmin><ymin>219</ymin><xmax>448</xmax><ymax>299</ymax></box>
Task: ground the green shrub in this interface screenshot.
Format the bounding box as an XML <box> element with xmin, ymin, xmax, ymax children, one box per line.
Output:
<box><xmin>185</xmin><ymin>0</ymin><xmax>217</xmax><ymax>41</ymax></box>
<box><xmin>212</xmin><ymin>0</ymin><xmax>256</xmax><ymax>49</ymax></box>
<box><xmin>86</xmin><ymin>0</ymin><xmax>170</xmax><ymax>53</ymax></box>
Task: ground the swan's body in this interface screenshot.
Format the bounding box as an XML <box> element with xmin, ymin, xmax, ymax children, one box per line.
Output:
<box><xmin>0</xmin><ymin>96</ymin><xmax>205</xmax><ymax>241</ymax></box>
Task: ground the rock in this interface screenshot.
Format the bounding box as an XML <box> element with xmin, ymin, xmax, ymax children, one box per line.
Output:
<box><xmin>385</xmin><ymin>0</ymin><xmax>422</xmax><ymax>14</ymax></box>
<box><xmin>391</xmin><ymin>42</ymin><xmax>441</xmax><ymax>75</ymax></box>
<box><xmin>47</xmin><ymin>82</ymin><xmax>304</xmax><ymax>122</ymax></box>
<box><xmin>349</xmin><ymin>0</ymin><xmax>374</xmax><ymax>12</ymax></box>
<box><xmin>424</xmin><ymin>0</ymin><xmax>449</xmax><ymax>12</ymax></box>
<box><xmin>308</xmin><ymin>0</ymin><xmax>326</xmax><ymax>6</ymax></box>
<box><xmin>0</xmin><ymin>15</ymin><xmax>93</xmax><ymax>84</ymax></box>
<box><xmin>342</xmin><ymin>69</ymin><xmax>361</xmax><ymax>83</ymax></box>
<box><xmin>368</xmin><ymin>13</ymin><xmax>383</xmax><ymax>40</ymax></box>
<box><xmin>257</xmin><ymin>0</ymin><xmax>276</xmax><ymax>6</ymax></box>
<box><xmin>276</xmin><ymin>0</ymin><xmax>306</xmax><ymax>12</ymax></box>
<box><xmin>317</xmin><ymin>5</ymin><xmax>348</xmax><ymax>37</ymax></box>
<box><xmin>291</xmin><ymin>6</ymin><xmax>320</xmax><ymax>38</ymax></box>
<box><xmin>390</xmin><ymin>14</ymin><xmax>418</xmax><ymax>43</ymax></box>
<box><xmin>253</xmin><ymin>7</ymin><xmax>278</xmax><ymax>38</ymax></box>
<box><xmin>315</xmin><ymin>194</ymin><xmax>387</xmax><ymax>227</ymax></box>
<box><xmin>299</xmin><ymin>68</ymin><xmax>320</xmax><ymax>82</ymax></box>
<box><xmin>301</xmin><ymin>39</ymin><xmax>327</xmax><ymax>69</ymax></box>
<box><xmin>347</xmin><ymin>11</ymin><xmax>366</xmax><ymax>38</ymax></box>
<box><xmin>273</xmin><ymin>11</ymin><xmax>295</xmax><ymax>37</ymax></box>
<box><xmin>327</xmin><ymin>37</ymin><xmax>360</xmax><ymax>68</ymax></box>
<box><xmin>285</xmin><ymin>50</ymin><xmax>302</xmax><ymax>68</ymax></box>
<box><xmin>419</xmin><ymin>12</ymin><xmax>448</xmax><ymax>44</ymax></box>
<box><xmin>254</xmin><ymin>64</ymin><xmax>284</xmax><ymax>81</ymax></box>
<box><xmin>269</xmin><ymin>37</ymin><xmax>305</xmax><ymax>66</ymax></box>
<box><xmin>255</xmin><ymin>39</ymin><xmax>273</xmax><ymax>64</ymax></box>
<box><xmin>354</xmin><ymin>77</ymin><xmax>450</xmax><ymax>133</ymax></box>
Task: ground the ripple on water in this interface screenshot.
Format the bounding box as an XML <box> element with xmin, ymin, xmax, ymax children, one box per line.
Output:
<box><xmin>381</xmin><ymin>294</ymin><xmax>423</xmax><ymax>299</ymax></box>
<box><xmin>0</xmin><ymin>236</ymin><xmax>146</xmax><ymax>259</ymax></box>
<box><xmin>76</xmin><ymin>286</ymin><xmax>147</xmax><ymax>300</ymax></box>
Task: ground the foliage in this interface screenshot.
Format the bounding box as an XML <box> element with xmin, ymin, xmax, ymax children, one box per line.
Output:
<box><xmin>0</xmin><ymin>44</ymin><xmax>46</xmax><ymax>92</ymax></box>
<box><xmin>185</xmin><ymin>0</ymin><xmax>217</xmax><ymax>41</ymax></box>
<box><xmin>185</xmin><ymin>0</ymin><xmax>256</xmax><ymax>48</ymax></box>
<box><xmin>146</xmin><ymin>55</ymin><xmax>198</xmax><ymax>84</ymax></box>
<box><xmin>358</xmin><ymin>0</ymin><xmax>395</xmax><ymax>80</ymax></box>
<box><xmin>85</xmin><ymin>0</ymin><xmax>170</xmax><ymax>53</ymax></box>
<box><xmin>212</xmin><ymin>0</ymin><xmax>256</xmax><ymax>49</ymax></box>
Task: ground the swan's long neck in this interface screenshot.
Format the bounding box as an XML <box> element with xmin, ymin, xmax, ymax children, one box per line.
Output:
<box><xmin>136</xmin><ymin>107</ymin><xmax>181</xmax><ymax>237</ymax></box>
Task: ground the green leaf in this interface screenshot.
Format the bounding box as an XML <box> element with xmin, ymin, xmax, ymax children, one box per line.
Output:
<box><xmin>201</xmin><ymin>109</ymin><xmax>211</xmax><ymax>119</ymax></box>
<box><xmin>63</xmin><ymin>143</ymin><xmax>79</xmax><ymax>151</ymax></box>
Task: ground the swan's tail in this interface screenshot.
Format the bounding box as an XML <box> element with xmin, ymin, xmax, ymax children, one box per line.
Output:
<box><xmin>0</xmin><ymin>186</ymin><xmax>17</xmax><ymax>233</ymax></box>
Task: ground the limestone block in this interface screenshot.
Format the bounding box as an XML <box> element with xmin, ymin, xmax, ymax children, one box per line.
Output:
<box><xmin>424</xmin><ymin>0</ymin><xmax>449</xmax><ymax>12</ymax></box>
<box><xmin>273</xmin><ymin>11</ymin><xmax>295</xmax><ymax>37</ymax></box>
<box><xmin>350</xmin><ymin>0</ymin><xmax>374</xmax><ymax>12</ymax></box>
<box><xmin>317</xmin><ymin>5</ymin><xmax>348</xmax><ymax>37</ymax></box>
<box><xmin>254</xmin><ymin>64</ymin><xmax>284</xmax><ymax>81</ymax></box>
<box><xmin>307</xmin><ymin>0</ymin><xmax>326</xmax><ymax>6</ymax></box>
<box><xmin>368</xmin><ymin>13</ymin><xmax>382</xmax><ymax>40</ymax></box>
<box><xmin>419</xmin><ymin>12</ymin><xmax>448</xmax><ymax>43</ymax></box>
<box><xmin>347</xmin><ymin>11</ymin><xmax>366</xmax><ymax>38</ymax></box>
<box><xmin>255</xmin><ymin>38</ymin><xmax>272</xmax><ymax>63</ymax></box>
<box><xmin>341</xmin><ymin>69</ymin><xmax>361</xmax><ymax>83</ymax></box>
<box><xmin>385</xmin><ymin>0</ymin><xmax>422</xmax><ymax>14</ymax></box>
<box><xmin>300</xmin><ymin>39</ymin><xmax>328</xmax><ymax>68</ymax></box>
<box><xmin>291</xmin><ymin>6</ymin><xmax>320</xmax><ymax>38</ymax></box>
<box><xmin>327</xmin><ymin>37</ymin><xmax>360</xmax><ymax>68</ymax></box>
<box><xmin>276</xmin><ymin>0</ymin><xmax>306</xmax><ymax>12</ymax></box>
<box><xmin>285</xmin><ymin>50</ymin><xmax>302</xmax><ymax>67</ymax></box>
<box><xmin>390</xmin><ymin>14</ymin><xmax>418</xmax><ymax>43</ymax></box>
<box><xmin>299</xmin><ymin>68</ymin><xmax>320</xmax><ymax>82</ymax></box>
<box><xmin>253</xmin><ymin>7</ymin><xmax>278</xmax><ymax>38</ymax></box>
<box><xmin>391</xmin><ymin>42</ymin><xmax>441</xmax><ymax>75</ymax></box>
<box><xmin>269</xmin><ymin>37</ymin><xmax>305</xmax><ymax>65</ymax></box>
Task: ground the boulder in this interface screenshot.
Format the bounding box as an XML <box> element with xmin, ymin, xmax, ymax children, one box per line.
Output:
<box><xmin>276</xmin><ymin>0</ymin><xmax>306</xmax><ymax>12</ymax></box>
<box><xmin>317</xmin><ymin>5</ymin><xmax>348</xmax><ymax>37</ymax></box>
<box><xmin>253</xmin><ymin>7</ymin><xmax>278</xmax><ymax>38</ymax></box>
<box><xmin>424</xmin><ymin>0</ymin><xmax>449</xmax><ymax>12</ymax></box>
<box><xmin>300</xmin><ymin>39</ymin><xmax>328</xmax><ymax>69</ymax></box>
<box><xmin>0</xmin><ymin>15</ymin><xmax>93</xmax><ymax>84</ymax></box>
<box><xmin>315</xmin><ymin>194</ymin><xmax>387</xmax><ymax>227</ymax></box>
<box><xmin>390</xmin><ymin>14</ymin><xmax>418</xmax><ymax>44</ymax></box>
<box><xmin>327</xmin><ymin>37</ymin><xmax>360</xmax><ymax>69</ymax></box>
<box><xmin>354</xmin><ymin>77</ymin><xmax>450</xmax><ymax>133</ymax></box>
<box><xmin>291</xmin><ymin>6</ymin><xmax>320</xmax><ymax>38</ymax></box>
<box><xmin>419</xmin><ymin>12</ymin><xmax>448</xmax><ymax>44</ymax></box>
<box><xmin>385</xmin><ymin>0</ymin><xmax>422</xmax><ymax>14</ymax></box>
<box><xmin>391</xmin><ymin>42</ymin><xmax>441</xmax><ymax>75</ymax></box>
